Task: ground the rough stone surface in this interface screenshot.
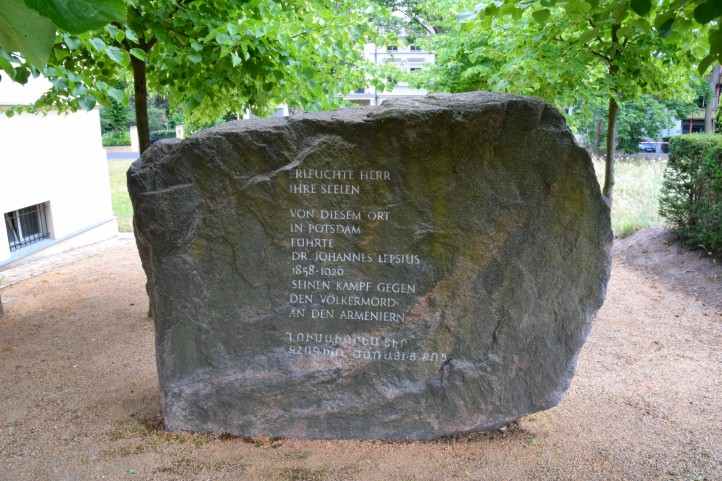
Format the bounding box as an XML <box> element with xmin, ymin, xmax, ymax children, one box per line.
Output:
<box><xmin>128</xmin><ymin>92</ymin><xmax>612</xmax><ymax>440</ymax></box>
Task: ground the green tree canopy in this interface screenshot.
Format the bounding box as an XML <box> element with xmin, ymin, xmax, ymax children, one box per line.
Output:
<box><xmin>0</xmin><ymin>0</ymin><xmax>125</xmax><ymax>67</ymax></box>
<box><xmin>415</xmin><ymin>0</ymin><xmax>708</xmax><ymax>203</ymax></box>
<box><xmin>469</xmin><ymin>0</ymin><xmax>722</xmax><ymax>72</ymax></box>
<box><xmin>1</xmin><ymin>0</ymin><xmax>387</xmax><ymax>151</ymax></box>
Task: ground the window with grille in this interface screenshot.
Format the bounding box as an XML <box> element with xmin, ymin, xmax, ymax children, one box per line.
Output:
<box><xmin>4</xmin><ymin>203</ymin><xmax>50</xmax><ymax>252</ymax></box>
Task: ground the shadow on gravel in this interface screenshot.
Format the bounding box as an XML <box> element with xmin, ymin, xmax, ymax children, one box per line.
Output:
<box><xmin>614</xmin><ymin>227</ymin><xmax>722</xmax><ymax>311</ymax></box>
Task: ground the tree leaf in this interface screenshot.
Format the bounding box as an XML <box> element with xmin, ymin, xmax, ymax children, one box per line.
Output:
<box><xmin>532</xmin><ymin>9</ymin><xmax>551</xmax><ymax>23</ymax></box>
<box><xmin>0</xmin><ymin>0</ymin><xmax>56</xmax><ymax>66</ymax></box>
<box><xmin>78</xmin><ymin>95</ymin><xmax>96</xmax><ymax>110</ymax></box>
<box><xmin>709</xmin><ymin>26</ymin><xmax>722</xmax><ymax>55</ymax></box>
<box><xmin>630</xmin><ymin>0</ymin><xmax>651</xmax><ymax>16</ymax></box>
<box><xmin>697</xmin><ymin>53</ymin><xmax>714</xmax><ymax>75</ymax></box>
<box><xmin>24</xmin><ymin>0</ymin><xmax>126</xmax><ymax>34</ymax></box>
<box><xmin>693</xmin><ymin>1</ymin><xmax>722</xmax><ymax>25</ymax></box>
<box><xmin>129</xmin><ymin>47</ymin><xmax>145</xmax><ymax>61</ymax></box>
<box><xmin>11</xmin><ymin>64</ymin><xmax>30</xmax><ymax>83</ymax></box>
<box><xmin>125</xmin><ymin>28</ymin><xmax>138</xmax><ymax>43</ymax></box>
<box><xmin>63</xmin><ymin>33</ymin><xmax>81</xmax><ymax>50</ymax></box>
<box><xmin>0</xmin><ymin>48</ymin><xmax>14</xmax><ymax>73</ymax></box>
<box><xmin>50</xmin><ymin>75</ymin><xmax>67</xmax><ymax>89</ymax></box>
<box><xmin>578</xmin><ymin>29</ymin><xmax>596</xmax><ymax>43</ymax></box>
<box><xmin>105</xmin><ymin>45</ymin><xmax>127</xmax><ymax>65</ymax></box>
<box><xmin>105</xmin><ymin>23</ymin><xmax>124</xmax><ymax>42</ymax></box>
<box><xmin>89</xmin><ymin>37</ymin><xmax>106</xmax><ymax>52</ymax></box>
<box><xmin>106</xmin><ymin>86</ymin><xmax>124</xmax><ymax>103</ymax></box>
<box><xmin>655</xmin><ymin>13</ymin><xmax>675</xmax><ymax>37</ymax></box>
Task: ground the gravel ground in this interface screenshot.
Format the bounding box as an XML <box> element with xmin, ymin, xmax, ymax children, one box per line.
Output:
<box><xmin>0</xmin><ymin>230</ymin><xmax>720</xmax><ymax>481</ymax></box>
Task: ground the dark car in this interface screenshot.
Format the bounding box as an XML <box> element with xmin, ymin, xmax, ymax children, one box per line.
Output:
<box><xmin>638</xmin><ymin>141</ymin><xmax>657</xmax><ymax>153</ymax></box>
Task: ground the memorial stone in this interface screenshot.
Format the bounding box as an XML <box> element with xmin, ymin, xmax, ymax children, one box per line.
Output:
<box><xmin>128</xmin><ymin>92</ymin><xmax>612</xmax><ymax>440</ymax></box>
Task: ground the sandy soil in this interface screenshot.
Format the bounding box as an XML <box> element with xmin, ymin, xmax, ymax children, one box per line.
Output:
<box><xmin>1</xmin><ymin>230</ymin><xmax>720</xmax><ymax>481</ymax></box>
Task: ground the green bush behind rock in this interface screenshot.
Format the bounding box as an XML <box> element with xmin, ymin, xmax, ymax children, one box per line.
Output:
<box><xmin>149</xmin><ymin>129</ymin><xmax>176</xmax><ymax>143</ymax></box>
<box><xmin>660</xmin><ymin>134</ymin><xmax>722</xmax><ymax>256</ymax></box>
<box><xmin>102</xmin><ymin>130</ymin><xmax>131</xmax><ymax>147</ymax></box>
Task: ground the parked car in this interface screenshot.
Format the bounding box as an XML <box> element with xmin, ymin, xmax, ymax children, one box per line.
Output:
<box><xmin>638</xmin><ymin>141</ymin><xmax>669</xmax><ymax>153</ymax></box>
<box><xmin>639</xmin><ymin>141</ymin><xmax>657</xmax><ymax>153</ymax></box>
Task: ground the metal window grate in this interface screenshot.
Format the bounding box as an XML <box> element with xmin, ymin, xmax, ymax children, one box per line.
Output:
<box><xmin>4</xmin><ymin>203</ymin><xmax>50</xmax><ymax>252</ymax></box>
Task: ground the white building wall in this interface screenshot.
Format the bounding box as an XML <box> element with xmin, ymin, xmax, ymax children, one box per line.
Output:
<box><xmin>0</xmin><ymin>206</ymin><xmax>7</xmax><ymax>262</ymax></box>
<box><xmin>344</xmin><ymin>44</ymin><xmax>435</xmax><ymax>106</ymax></box>
<box><xmin>0</xmin><ymin>78</ymin><xmax>116</xmax><ymax>264</ymax></box>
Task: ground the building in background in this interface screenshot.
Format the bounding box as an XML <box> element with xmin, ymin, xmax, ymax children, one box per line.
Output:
<box><xmin>681</xmin><ymin>66</ymin><xmax>722</xmax><ymax>134</ymax></box>
<box><xmin>680</xmin><ymin>109</ymin><xmax>707</xmax><ymax>134</ymax></box>
<box><xmin>344</xmin><ymin>43</ymin><xmax>435</xmax><ymax>106</ymax></box>
<box><xmin>0</xmin><ymin>76</ymin><xmax>117</xmax><ymax>267</ymax></box>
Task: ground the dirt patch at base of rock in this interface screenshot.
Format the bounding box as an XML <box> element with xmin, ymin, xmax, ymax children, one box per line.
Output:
<box><xmin>614</xmin><ymin>227</ymin><xmax>722</xmax><ymax>310</ymax></box>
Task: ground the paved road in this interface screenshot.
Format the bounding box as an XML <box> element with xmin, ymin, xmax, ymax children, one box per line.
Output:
<box><xmin>107</xmin><ymin>150</ymin><xmax>138</xmax><ymax>161</ymax></box>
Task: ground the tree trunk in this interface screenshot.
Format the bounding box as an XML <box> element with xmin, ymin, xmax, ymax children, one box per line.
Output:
<box><xmin>705</xmin><ymin>65</ymin><xmax>721</xmax><ymax>133</ymax></box>
<box><xmin>602</xmin><ymin>23</ymin><xmax>621</xmax><ymax>206</ymax></box>
<box><xmin>603</xmin><ymin>96</ymin><xmax>619</xmax><ymax>205</ymax></box>
<box><xmin>130</xmin><ymin>56</ymin><xmax>151</xmax><ymax>153</ymax></box>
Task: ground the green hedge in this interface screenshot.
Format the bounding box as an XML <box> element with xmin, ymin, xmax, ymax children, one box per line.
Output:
<box><xmin>659</xmin><ymin>134</ymin><xmax>722</xmax><ymax>256</ymax></box>
<box><xmin>102</xmin><ymin>130</ymin><xmax>131</xmax><ymax>147</ymax></box>
<box><xmin>150</xmin><ymin>129</ymin><xmax>176</xmax><ymax>143</ymax></box>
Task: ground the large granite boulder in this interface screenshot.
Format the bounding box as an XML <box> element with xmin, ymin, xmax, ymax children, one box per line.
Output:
<box><xmin>128</xmin><ymin>92</ymin><xmax>612</xmax><ymax>440</ymax></box>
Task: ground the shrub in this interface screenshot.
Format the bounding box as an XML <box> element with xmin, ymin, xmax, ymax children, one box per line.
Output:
<box><xmin>100</xmin><ymin>100</ymin><xmax>132</xmax><ymax>133</ymax></box>
<box><xmin>659</xmin><ymin>134</ymin><xmax>722</xmax><ymax>256</ymax></box>
<box><xmin>150</xmin><ymin>129</ymin><xmax>176</xmax><ymax>143</ymax></box>
<box><xmin>102</xmin><ymin>130</ymin><xmax>131</xmax><ymax>146</ymax></box>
